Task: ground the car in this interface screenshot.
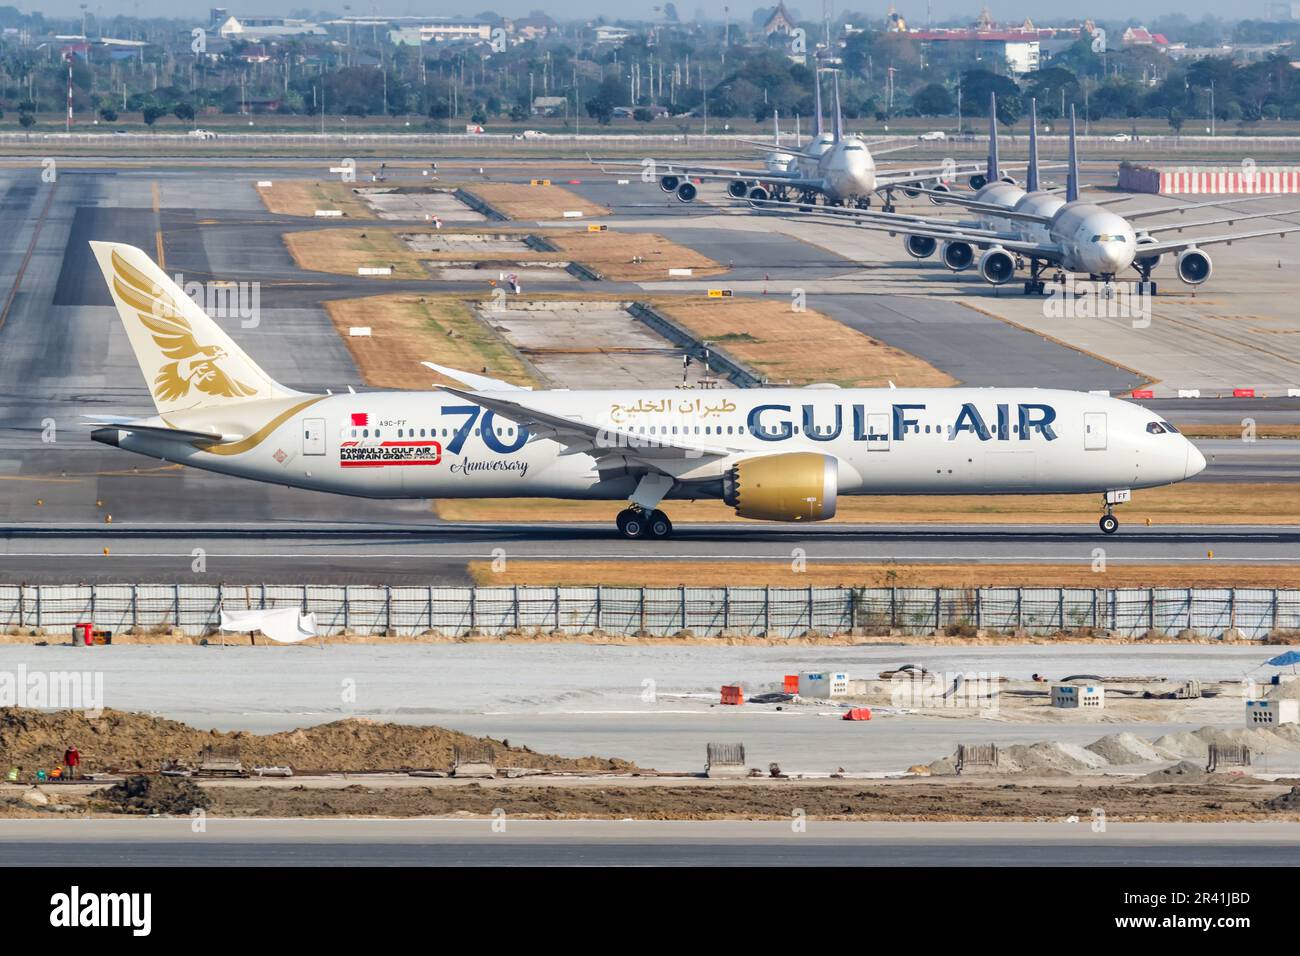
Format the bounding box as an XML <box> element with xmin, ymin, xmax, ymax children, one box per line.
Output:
<box><xmin>918</xmin><ymin>130</ymin><xmax>947</xmax><ymax>142</ymax></box>
<box><xmin>1108</xmin><ymin>132</ymin><xmax>1130</xmax><ymax>142</ymax></box>
<box><xmin>188</xmin><ymin>128</ymin><xmax>217</xmax><ymax>140</ymax></box>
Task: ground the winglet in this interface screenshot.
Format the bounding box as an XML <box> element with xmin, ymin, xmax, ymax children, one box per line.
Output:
<box><xmin>987</xmin><ymin>92</ymin><xmax>1000</xmax><ymax>181</ymax></box>
<box><xmin>1067</xmin><ymin>105</ymin><xmax>1079</xmax><ymax>203</ymax></box>
<box><xmin>1026</xmin><ymin>98</ymin><xmax>1039</xmax><ymax>193</ymax></box>
<box><xmin>421</xmin><ymin>361</ymin><xmax>531</xmax><ymax>392</ymax></box>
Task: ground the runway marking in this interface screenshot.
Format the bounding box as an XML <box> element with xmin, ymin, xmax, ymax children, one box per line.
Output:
<box><xmin>0</xmin><ymin>552</ymin><xmax>1293</xmax><ymax>563</ymax></box>
<box><xmin>0</xmin><ymin>177</ymin><xmax>58</xmax><ymax>334</ymax></box>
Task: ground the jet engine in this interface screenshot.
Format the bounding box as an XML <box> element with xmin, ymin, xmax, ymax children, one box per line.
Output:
<box><xmin>927</xmin><ymin>182</ymin><xmax>952</xmax><ymax>205</ymax></box>
<box><xmin>675</xmin><ymin>181</ymin><xmax>698</xmax><ymax>203</ymax></box>
<box><xmin>998</xmin><ymin>174</ymin><xmax>1017</xmax><ymax>186</ymax></box>
<box><xmin>979</xmin><ymin>247</ymin><xmax>1017</xmax><ymax>285</ymax></box>
<box><xmin>940</xmin><ymin>240</ymin><xmax>975</xmax><ymax>271</ymax></box>
<box><xmin>1134</xmin><ymin>234</ymin><xmax>1164</xmax><ymax>272</ymax></box>
<box><xmin>727</xmin><ymin>180</ymin><xmax>749</xmax><ymax>199</ymax></box>
<box><xmin>1176</xmin><ymin>248</ymin><xmax>1212</xmax><ymax>285</ymax></box>
<box><xmin>969</xmin><ymin>173</ymin><xmax>988</xmax><ymax>190</ymax></box>
<box><xmin>659</xmin><ymin>175</ymin><xmax>680</xmax><ymax>193</ymax></box>
<box><xmin>722</xmin><ymin>452</ymin><xmax>838</xmax><ymax>522</ymax></box>
<box><xmin>746</xmin><ymin>185</ymin><xmax>770</xmax><ymax>203</ymax></box>
<box><xmin>904</xmin><ymin>235</ymin><xmax>938</xmax><ymax>259</ymax></box>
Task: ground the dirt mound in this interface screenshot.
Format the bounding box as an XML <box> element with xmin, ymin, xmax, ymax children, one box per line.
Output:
<box><xmin>0</xmin><ymin>708</ymin><xmax>636</xmax><ymax>774</ymax></box>
<box><xmin>1139</xmin><ymin>760</ymin><xmax>1212</xmax><ymax>783</ymax></box>
<box><xmin>98</xmin><ymin>775</ymin><xmax>211</xmax><ymax>815</ymax></box>
<box><xmin>1086</xmin><ymin>732</ymin><xmax>1166</xmax><ymax>765</ymax></box>
<box><xmin>1264</xmin><ymin>786</ymin><xmax>1300</xmax><ymax>811</ymax></box>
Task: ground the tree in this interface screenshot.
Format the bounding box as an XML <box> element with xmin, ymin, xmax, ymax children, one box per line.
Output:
<box><xmin>912</xmin><ymin>83</ymin><xmax>953</xmax><ymax>116</ymax></box>
<box><xmin>142</xmin><ymin>105</ymin><xmax>167</xmax><ymax>126</ymax></box>
<box><xmin>18</xmin><ymin>112</ymin><xmax>34</xmax><ymax>129</ymax></box>
<box><xmin>960</xmin><ymin>69</ymin><xmax>1019</xmax><ymax>113</ymax></box>
<box><xmin>633</xmin><ymin>107</ymin><xmax>654</xmax><ymax>122</ymax></box>
<box><xmin>173</xmin><ymin>103</ymin><xmax>195</xmax><ymax>121</ymax></box>
<box><xmin>98</xmin><ymin>107</ymin><xmax>117</xmax><ymax>122</ymax></box>
<box><xmin>1167</xmin><ymin>106</ymin><xmax>1185</xmax><ymax>135</ymax></box>
<box><xmin>584</xmin><ymin>94</ymin><xmax>613</xmax><ymax>125</ymax></box>
<box><xmin>995</xmin><ymin>95</ymin><xmax>1022</xmax><ymax>129</ymax></box>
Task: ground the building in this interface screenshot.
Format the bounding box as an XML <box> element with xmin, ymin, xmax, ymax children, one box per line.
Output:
<box><xmin>593</xmin><ymin>25</ymin><xmax>634</xmax><ymax>46</ymax></box>
<box><xmin>217</xmin><ymin>15</ymin><xmax>326</xmax><ymax>40</ymax></box>
<box><xmin>905</xmin><ymin>13</ymin><xmax>1085</xmax><ymax>75</ymax></box>
<box><xmin>763</xmin><ymin>2</ymin><xmax>798</xmax><ymax>37</ymax></box>
<box><xmin>532</xmin><ymin>95</ymin><xmax>568</xmax><ymax>115</ymax></box>
<box><xmin>1121</xmin><ymin>26</ymin><xmax>1169</xmax><ymax>48</ymax></box>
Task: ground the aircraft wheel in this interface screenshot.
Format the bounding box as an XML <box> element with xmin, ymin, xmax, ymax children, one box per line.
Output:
<box><xmin>617</xmin><ymin>508</ymin><xmax>648</xmax><ymax>539</ymax></box>
<box><xmin>1099</xmin><ymin>514</ymin><xmax>1119</xmax><ymax>535</ymax></box>
<box><xmin>646</xmin><ymin>510</ymin><xmax>673</xmax><ymax>539</ymax></box>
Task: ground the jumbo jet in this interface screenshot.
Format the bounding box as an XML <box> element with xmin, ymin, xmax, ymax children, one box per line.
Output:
<box><xmin>591</xmin><ymin>71</ymin><xmax>984</xmax><ymax>209</ymax></box>
<box><xmin>770</xmin><ymin>102</ymin><xmax>1300</xmax><ymax>294</ymax></box>
<box><xmin>86</xmin><ymin>241</ymin><xmax>1204</xmax><ymax>538</ymax></box>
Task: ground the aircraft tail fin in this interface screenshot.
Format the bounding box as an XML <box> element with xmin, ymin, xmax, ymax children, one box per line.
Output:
<box><xmin>89</xmin><ymin>241</ymin><xmax>299</xmax><ymax>416</ymax></box>
<box><xmin>773</xmin><ymin>108</ymin><xmax>780</xmax><ymax>147</ymax></box>
<box><xmin>1067</xmin><ymin>105</ymin><xmax>1079</xmax><ymax>203</ymax></box>
<box><xmin>832</xmin><ymin>71</ymin><xmax>843</xmax><ymax>143</ymax></box>
<box><xmin>1026</xmin><ymin>98</ymin><xmax>1039</xmax><ymax>193</ymax></box>
<box><xmin>812</xmin><ymin>69</ymin><xmax>823</xmax><ymax>140</ymax></box>
<box><xmin>987</xmin><ymin>92</ymin><xmax>1000</xmax><ymax>181</ymax></box>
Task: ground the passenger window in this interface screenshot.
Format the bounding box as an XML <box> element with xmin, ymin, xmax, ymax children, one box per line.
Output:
<box><xmin>363</xmin><ymin>429</ymin><xmax>369</xmax><ymax>437</ymax></box>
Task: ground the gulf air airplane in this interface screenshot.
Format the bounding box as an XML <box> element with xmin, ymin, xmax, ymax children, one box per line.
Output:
<box><xmin>87</xmin><ymin>241</ymin><xmax>1206</xmax><ymax>539</ymax></box>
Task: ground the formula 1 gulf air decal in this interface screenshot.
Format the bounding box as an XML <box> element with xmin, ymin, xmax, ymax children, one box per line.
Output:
<box><xmin>746</xmin><ymin>402</ymin><xmax>1060</xmax><ymax>442</ymax></box>
<box><xmin>339</xmin><ymin>410</ymin><xmax>442</xmax><ymax>468</ymax></box>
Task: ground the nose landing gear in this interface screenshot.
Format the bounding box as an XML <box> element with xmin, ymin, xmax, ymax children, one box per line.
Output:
<box><xmin>616</xmin><ymin>507</ymin><xmax>673</xmax><ymax>539</ymax></box>
<box><xmin>1099</xmin><ymin>489</ymin><xmax>1130</xmax><ymax>534</ymax></box>
<box><xmin>1099</xmin><ymin>512</ymin><xmax>1119</xmax><ymax>535</ymax></box>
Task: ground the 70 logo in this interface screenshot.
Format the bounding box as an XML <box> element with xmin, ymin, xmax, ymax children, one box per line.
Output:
<box><xmin>441</xmin><ymin>405</ymin><xmax>529</xmax><ymax>455</ymax></box>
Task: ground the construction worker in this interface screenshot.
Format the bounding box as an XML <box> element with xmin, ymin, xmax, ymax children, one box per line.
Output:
<box><xmin>63</xmin><ymin>745</ymin><xmax>80</xmax><ymax>781</ymax></box>
<box><xmin>5</xmin><ymin>767</ymin><xmax>18</xmax><ymax>782</ymax></box>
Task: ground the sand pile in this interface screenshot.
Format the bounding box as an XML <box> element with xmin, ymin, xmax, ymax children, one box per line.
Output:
<box><xmin>1138</xmin><ymin>760</ymin><xmax>1213</xmax><ymax>783</ymax></box>
<box><xmin>1264</xmin><ymin>786</ymin><xmax>1300</xmax><ymax>810</ymax></box>
<box><xmin>1086</xmin><ymin>732</ymin><xmax>1169</xmax><ymax>764</ymax></box>
<box><xmin>0</xmin><ymin>708</ymin><xmax>635</xmax><ymax>774</ymax></box>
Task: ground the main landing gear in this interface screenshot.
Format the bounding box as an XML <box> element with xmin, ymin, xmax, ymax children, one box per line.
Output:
<box><xmin>1022</xmin><ymin>259</ymin><xmax>1050</xmax><ymax>296</ymax></box>
<box><xmin>617</xmin><ymin>507</ymin><xmax>673</xmax><ymax>539</ymax></box>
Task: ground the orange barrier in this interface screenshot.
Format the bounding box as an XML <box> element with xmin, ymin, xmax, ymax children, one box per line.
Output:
<box><xmin>1233</xmin><ymin>388</ymin><xmax>1257</xmax><ymax>398</ymax></box>
<box><xmin>842</xmin><ymin>708</ymin><xmax>873</xmax><ymax>721</ymax></box>
<box><xmin>783</xmin><ymin>675</ymin><xmax>799</xmax><ymax>694</ymax></box>
<box><xmin>720</xmin><ymin>685</ymin><xmax>744</xmax><ymax>706</ymax></box>
<box><xmin>1131</xmin><ymin>389</ymin><xmax>1154</xmax><ymax>399</ymax></box>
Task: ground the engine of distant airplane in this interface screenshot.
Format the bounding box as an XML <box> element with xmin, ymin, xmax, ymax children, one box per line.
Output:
<box><xmin>1135</xmin><ymin>235</ymin><xmax>1164</xmax><ymax>272</ymax></box>
<box><xmin>675</xmin><ymin>181</ymin><xmax>698</xmax><ymax>203</ymax></box>
<box><xmin>1176</xmin><ymin>249</ymin><xmax>1212</xmax><ymax>285</ymax></box>
<box><xmin>728</xmin><ymin>180</ymin><xmax>749</xmax><ymax>198</ymax></box>
<box><xmin>659</xmin><ymin>175</ymin><xmax>680</xmax><ymax>193</ymax></box>
<box><xmin>722</xmin><ymin>452</ymin><xmax>838</xmax><ymax>522</ymax></box>
<box><xmin>905</xmin><ymin>235</ymin><xmax>938</xmax><ymax>259</ymax></box>
<box><xmin>927</xmin><ymin>182</ymin><xmax>952</xmax><ymax>204</ymax></box>
<box><xmin>979</xmin><ymin>247</ymin><xmax>1017</xmax><ymax>285</ymax></box>
<box><xmin>746</xmin><ymin>185</ymin><xmax>770</xmax><ymax>202</ymax></box>
<box><xmin>941</xmin><ymin>240</ymin><xmax>975</xmax><ymax>271</ymax></box>
<box><xmin>969</xmin><ymin>173</ymin><xmax>987</xmax><ymax>190</ymax></box>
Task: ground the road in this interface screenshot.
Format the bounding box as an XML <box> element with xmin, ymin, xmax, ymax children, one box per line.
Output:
<box><xmin>1</xmin><ymin>819</ymin><xmax>1296</xmax><ymax>866</ymax></box>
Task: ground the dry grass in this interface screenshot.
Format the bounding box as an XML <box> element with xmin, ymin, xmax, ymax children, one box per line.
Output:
<box><xmin>547</xmin><ymin>231</ymin><xmax>726</xmax><ymax>280</ymax></box>
<box><xmin>469</xmin><ymin>560</ymin><xmax>1300</xmax><ymax>589</ymax></box>
<box><xmin>651</xmin><ymin>297</ymin><xmax>957</xmax><ymax>389</ymax></box>
<box><xmin>257</xmin><ymin>181</ymin><xmax>374</xmax><ymax>219</ymax></box>
<box><xmin>463</xmin><ymin>182</ymin><xmax>608</xmax><ymax>220</ymax></box>
<box><xmin>435</xmin><ymin>482</ymin><xmax>1300</xmax><ymax>525</ymax></box>
<box><xmin>283</xmin><ymin>228</ymin><xmax>427</xmax><ymax>279</ymax></box>
<box><xmin>323</xmin><ymin>293</ymin><xmax>538</xmax><ymax>390</ymax></box>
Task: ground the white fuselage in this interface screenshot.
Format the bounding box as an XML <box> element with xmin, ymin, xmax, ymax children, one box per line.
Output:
<box><xmin>97</xmin><ymin>387</ymin><xmax>1204</xmax><ymax>506</ymax></box>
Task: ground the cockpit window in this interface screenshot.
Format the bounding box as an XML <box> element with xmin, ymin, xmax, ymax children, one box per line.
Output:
<box><xmin>1146</xmin><ymin>422</ymin><xmax>1167</xmax><ymax>434</ymax></box>
<box><xmin>1160</xmin><ymin>420</ymin><xmax>1180</xmax><ymax>433</ymax></box>
<box><xmin>1092</xmin><ymin>234</ymin><xmax>1124</xmax><ymax>242</ymax></box>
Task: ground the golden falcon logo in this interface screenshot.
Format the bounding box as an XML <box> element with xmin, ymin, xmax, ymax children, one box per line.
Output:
<box><xmin>110</xmin><ymin>250</ymin><xmax>258</xmax><ymax>403</ymax></box>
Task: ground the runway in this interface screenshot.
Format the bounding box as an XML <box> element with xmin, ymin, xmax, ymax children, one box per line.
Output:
<box><xmin>2</xmin><ymin>819</ymin><xmax>1297</xmax><ymax>866</ymax></box>
<box><xmin>0</xmin><ymin>521</ymin><xmax>1293</xmax><ymax>583</ymax></box>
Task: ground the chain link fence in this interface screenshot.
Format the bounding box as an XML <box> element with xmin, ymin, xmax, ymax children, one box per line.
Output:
<box><xmin>1</xmin><ymin>584</ymin><xmax>1296</xmax><ymax>640</ymax></box>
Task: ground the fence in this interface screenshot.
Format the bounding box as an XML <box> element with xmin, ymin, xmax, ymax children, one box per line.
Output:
<box><xmin>1</xmin><ymin>584</ymin><xmax>1297</xmax><ymax>640</ymax></box>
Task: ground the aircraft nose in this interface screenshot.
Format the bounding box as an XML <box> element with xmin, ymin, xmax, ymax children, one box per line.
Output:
<box><xmin>1185</xmin><ymin>441</ymin><xmax>1207</xmax><ymax>479</ymax></box>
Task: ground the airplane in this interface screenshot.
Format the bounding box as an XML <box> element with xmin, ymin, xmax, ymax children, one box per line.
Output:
<box><xmin>86</xmin><ymin>241</ymin><xmax>1206</xmax><ymax>539</ymax></box>
<box><xmin>590</xmin><ymin>70</ymin><xmax>985</xmax><ymax>209</ymax></box>
<box><xmin>752</xmin><ymin>103</ymin><xmax>1300</xmax><ymax>295</ymax></box>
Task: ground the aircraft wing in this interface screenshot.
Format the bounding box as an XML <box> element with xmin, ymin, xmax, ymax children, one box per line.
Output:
<box><xmin>1121</xmin><ymin>195</ymin><xmax>1279</xmax><ymax>220</ymax></box>
<box><xmin>1129</xmin><ymin>223</ymin><xmax>1300</xmax><ymax>258</ymax></box>
<box><xmin>434</xmin><ymin>385</ymin><xmax>737</xmax><ymax>466</ymax></box>
<box><xmin>871</xmin><ymin>185</ymin><xmax>1056</xmax><ymax>222</ymax></box>
<box><xmin>421</xmin><ymin>362</ymin><xmax>531</xmax><ymax>391</ymax></box>
<box><xmin>1141</xmin><ymin>208</ymin><xmax>1300</xmax><ymax>235</ymax></box>
<box><xmin>750</xmin><ymin>196</ymin><xmax>1051</xmax><ymax>228</ymax></box>
<box><xmin>788</xmin><ymin>212</ymin><xmax>1065</xmax><ymax>261</ymax></box>
<box><xmin>588</xmin><ymin>153</ymin><xmax>809</xmax><ymax>184</ymax></box>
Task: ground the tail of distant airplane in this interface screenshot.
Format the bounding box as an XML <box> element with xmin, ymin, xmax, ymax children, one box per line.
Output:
<box><xmin>1066</xmin><ymin>105</ymin><xmax>1080</xmax><ymax>203</ymax></box>
<box><xmin>812</xmin><ymin>69</ymin><xmax>823</xmax><ymax>141</ymax></box>
<box><xmin>831</xmin><ymin>71</ymin><xmax>844</xmax><ymax>144</ymax></box>
<box><xmin>773</xmin><ymin>109</ymin><xmax>781</xmax><ymax>147</ymax></box>
<box><xmin>987</xmin><ymin>92</ymin><xmax>1000</xmax><ymax>181</ymax></box>
<box><xmin>1026</xmin><ymin>97</ymin><xmax>1039</xmax><ymax>193</ymax></box>
<box><xmin>89</xmin><ymin>241</ymin><xmax>300</xmax><ymax>415</ymax></box>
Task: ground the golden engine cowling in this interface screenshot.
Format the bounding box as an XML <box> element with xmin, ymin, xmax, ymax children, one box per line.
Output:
<box><xmin>722</xmin><ymin>453</ymin><xmax>838</xmax><ymax>522</ymax></box>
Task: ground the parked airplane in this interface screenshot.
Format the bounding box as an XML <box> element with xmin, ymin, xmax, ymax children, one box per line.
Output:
<box><xmin>755</xmin><ymin>104</ymin><xmax>1300</xmax><ymax>294</ymax></box>
<box><xmin>87</xmin><ymin>241</ymin><xmax>1205</xmax><ymax>538</ymax></box>
<box><xmin>591</xmin><ymin>71</ymin><xmax>982</xmax><ymax>209</ymax></box>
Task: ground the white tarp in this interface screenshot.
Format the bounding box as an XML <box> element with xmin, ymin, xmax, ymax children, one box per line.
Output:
<box><xmin>219</xmin><ymin>607</ymin><xmax>317</xmax><ymax>644</ymax></box>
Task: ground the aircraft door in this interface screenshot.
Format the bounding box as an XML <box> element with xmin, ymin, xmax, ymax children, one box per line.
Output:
<box><xmin>1084</xmin><ymin>412</ymin><xmax>1107</xmax><ymax>451</ymax></box>
<box><xmin>303</xmin><ymin>417</ymin><xmax>327</xmax><ymax>456</ymax></box>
